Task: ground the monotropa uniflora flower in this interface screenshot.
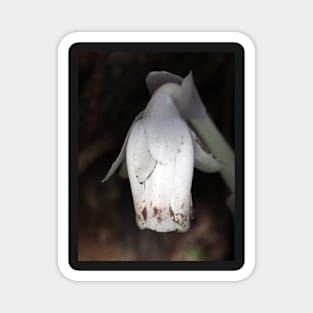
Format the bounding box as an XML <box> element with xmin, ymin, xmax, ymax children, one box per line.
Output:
<box><xmin>102</xmin><ymin>72</ymin><xmax>223</xmax><ymax>232</ymax></box>
<box><xmin>146</xmin><ymin>71</ymin><xmax>235</xmax><ymax>210</ymax></box>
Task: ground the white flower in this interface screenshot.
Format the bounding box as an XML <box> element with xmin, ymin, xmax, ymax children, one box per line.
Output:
<box><xmin>102</xmin><ymin>72</ymin><xmax>222</xmax><ymax>232</ymax></box>
<box><xmin>146</xmin><ymin>71</ymin><xmax>235</xmax><ymax>211</ymax></box>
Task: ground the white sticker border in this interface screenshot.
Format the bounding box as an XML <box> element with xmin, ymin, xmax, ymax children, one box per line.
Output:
<box><xmin>57</xmin><ymin>32</ymin><xmax>255</xmax><ymax>281</ymax></box>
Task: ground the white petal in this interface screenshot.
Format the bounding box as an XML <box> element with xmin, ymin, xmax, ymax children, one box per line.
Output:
<box><xmin>142</xmin><ymin>93</ymin><xmax>191</xmax><ymax>165</ymax></box>
<box><xmin>143</xmin><ymin>155</ymin><xmax>193</xmax><ymax>232</ymax></box>
<box><xmin>101</xmin><ymin>133</ymin><xmax>128</xmax><ymax>183</ymax></box>
<box><xmin>166</xmin><ymin>129</ymin><xmax>194</xmax><ymax>232</ymax></box>
<box><xmin>190</xmin><ymin>128</ymin><xmax>222</xmax><ymax>173</ymax></box>
<box><xmin>118</xmin><ymin>160</ymin><xmax>128</xmax><ymax>178</ymax></box>
<box><xmin>139</xmin><ymin>127</ymin><xmax>194</xmax><ymax>232</ymax></box>
<box><xmin>126</xmin><ymin>120</ymin><xmax>157</xmax><ymax>184</ymax></box>
<box><xmin>101</xmin><ymin>111</ymin><xmax>143</xmax><ymax>182</ymax></box>
<box><xmin>145</xmin><ymin>71</ymin><xmax>182</xmax><ymax>95</ymax></box>
<box><xmin>180</xmin><ymin>71</ymin><xmax>207</xmax><ymax>119</ymax></box>
<box><xmin>126</xmin><ymin>97</ymin><xmax>194</xmax><ymax>232</ymax></box>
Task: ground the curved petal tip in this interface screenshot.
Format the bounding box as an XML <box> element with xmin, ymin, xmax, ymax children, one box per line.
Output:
<box><xmin>180</xmin><ymin>71</ymin><xmax>207</xmax><ymax>120</ymax></box>
<box><xmin>145</xmin><ymin>71</ymin><xmax>183</xmax><ymax>95</ymax></box>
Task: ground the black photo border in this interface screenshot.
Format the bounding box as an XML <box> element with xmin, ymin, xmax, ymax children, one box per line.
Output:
<box><xmin>69</xmin><ymin>42</ymin><xmax>244</xmax><ymax>271</ymax></box>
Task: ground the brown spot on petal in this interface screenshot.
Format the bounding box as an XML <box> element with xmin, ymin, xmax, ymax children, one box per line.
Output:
<box><xmin>153</xmin><ymin>207</ymin><xmax>160</xmax><ymax>217</ymax></box>
<box><xmin>141</xmin><ymin>207</ymin><xmax>147</xmax><ymax>222</ymax></box>
<box><xmin>169</xmin><ymin>206</ymin><xmax>175</xmax><ymax>220</ymax></box>
<box><xmin>174</xmin><ymin>213</ymin><xmax>186</xmax><ymax>225</ymax></box>
<box><xmin>152</xmin><ymin>207</ymin><xmax>163</xmax><ymax>223</ymax></box>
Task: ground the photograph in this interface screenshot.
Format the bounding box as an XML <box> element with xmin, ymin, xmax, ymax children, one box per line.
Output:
<box><xmin>69</xmin><ymin>43</ymin><xmax>243</xmax><ymax>269</ymax></box>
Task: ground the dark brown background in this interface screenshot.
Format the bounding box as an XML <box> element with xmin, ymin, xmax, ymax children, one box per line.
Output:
<box><xmin>77</xmin><ymin>51</ymin><xmax>235</xmax><ymax>261</ymax></box>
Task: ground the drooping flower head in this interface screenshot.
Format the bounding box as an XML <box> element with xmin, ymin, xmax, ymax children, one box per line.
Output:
<box><xmin>146</xmin><ymin>71</ymin><xmax>235</xmax><ymax>209</ymax></box>
<box><xmin>126</xmin><ymin>93</ymin><xmax>194</xmax><ymax>232</ymax></box>
<box><xmin>102</xmin><ymin>71</ymin><xmax>227</xmax><ymax>232</ymax></box>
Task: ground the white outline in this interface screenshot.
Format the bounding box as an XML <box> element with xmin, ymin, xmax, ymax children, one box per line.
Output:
<box><xmin>57</xmin><ymin>32</ymin><xmax>255</xmax><ymax>281</ymax></box>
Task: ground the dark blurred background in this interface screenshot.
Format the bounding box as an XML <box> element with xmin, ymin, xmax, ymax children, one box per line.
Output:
<box><xmin>78</xmin><ymin>51</ymin><xmax>235</xmax><ymax>261</ymax></box>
